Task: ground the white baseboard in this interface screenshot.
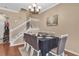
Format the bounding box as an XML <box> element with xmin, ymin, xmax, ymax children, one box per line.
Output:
<box><xmin>65</xmin><ymin>49</ymin><xmax>79</xmax><ymax>56</ymax></box>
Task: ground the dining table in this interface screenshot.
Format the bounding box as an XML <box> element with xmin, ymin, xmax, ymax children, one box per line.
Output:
<box><xmin>24</xmin><ymin>33</ymin><xmax>59</xmax><ymax>56</ymax></box>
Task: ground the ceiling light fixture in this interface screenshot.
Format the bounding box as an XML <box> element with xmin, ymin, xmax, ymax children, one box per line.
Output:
<box><xmin>28</xmin><ymin>3</ymin><xmax>41</xmax><ymax>14</ymax></box>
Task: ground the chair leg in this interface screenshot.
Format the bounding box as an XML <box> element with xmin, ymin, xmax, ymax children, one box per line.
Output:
<box><xmin>27</xmin><ymin>45</ymin><xmax>31</xmax><ymax>56</ymax></box>
<box><xmin>46</xmin><ymin>53</ymin><xmax>49</xmax><ymax>56</ymax></box>
<box><xmin>60</xmin><ymin>52</ymin><xmax>64</xmax><ymax>56</ymax></box>
<box><xmin>26</xmin><ymin>43</ymin><xmax>29</xmax><ymax>52</ymax></box>
<box><xmin>30</xmin><ymin>46</ymin><xmax>34</xmax><ymax>56</ymax></box>
<box><xmin>37</xmin><ymin>50</ymin><xmax>41</xmax><ymax>56</ymax></box>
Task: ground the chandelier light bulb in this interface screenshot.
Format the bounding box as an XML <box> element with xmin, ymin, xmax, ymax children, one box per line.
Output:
<box><xmin>32</xmin><ymin>3</ymin><xmax>36</xmax><ymax>7</ymax></box>
<box><xmin>31</xmin><ymin>8</ymin><xmax>34</xmax><ymax>12</ymax></box>
<box><xmin>38</xmin><ymin>6</ymin><xmax>41</xmax><ymax>9</ymax></box>
<box><xmin>28</xmin><ymin>5</ymin><xmax>31</xmax><ymax>9</ymax></box>
<box><xmin>36</xmin><ymin>9</ymin><xmax>39</xmax><ymax>12</ymax></box>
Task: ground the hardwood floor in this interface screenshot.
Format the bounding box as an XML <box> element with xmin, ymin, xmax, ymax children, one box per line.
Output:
<box><xmin>0</xmin><ymin>43</ymin><xmax>77</xmax><ymax>56</ymax></box>
<box><xmin>0</xmin><ymin>43</ymin><xmax>23</xmax><ymax>56</ymax></box>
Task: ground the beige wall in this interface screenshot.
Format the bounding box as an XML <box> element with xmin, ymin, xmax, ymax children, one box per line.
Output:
<box><xmin>39</xmin><ymin>3</ymin><xmax>79</xmax><ymax>54</ymax></box>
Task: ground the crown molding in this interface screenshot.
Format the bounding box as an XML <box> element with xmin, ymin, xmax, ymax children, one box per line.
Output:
<box><xmin>0</xmin><ymin>7</ymin><xmax>19</xmax><ymax>13</ymax></box>
<box><xmin>0</xmin><ymin>3</ymin><xmax>60</xmax><ymax>14</ymax></box>
<box><xmin>39</xmin><ymin>3</ymin><xmax>60</xmax><ymax>14</ymax></box>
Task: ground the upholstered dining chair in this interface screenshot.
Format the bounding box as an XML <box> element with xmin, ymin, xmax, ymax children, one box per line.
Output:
<box><xmin>30</xmin><ymin>46</ymin><xmax>41</xmax><ymax>56</ymax></box>
<box><xmin>25</xmin><ymin>43</ymin><xmax>41</xmax><ymax>56</ymax></box>
<box><xmin>48</xmin><ymin>34</ymin><xmax>68</xmax><ymax>56</ymax></box>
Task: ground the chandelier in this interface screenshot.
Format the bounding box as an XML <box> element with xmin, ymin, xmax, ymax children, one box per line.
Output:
<box><xmin>28</xmin><ymin>3</ymin><xmax>41</xmax><ymax>14</ymax></box>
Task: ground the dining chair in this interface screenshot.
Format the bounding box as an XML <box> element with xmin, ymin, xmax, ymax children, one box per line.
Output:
<box><xmin>30</xmin><ymin>46</ymin><xmax>41</xmax><ymax>56</ymax></box>
<box><xmin>48</xmin><ymin>34</ymin><xmax>68</xmax><ymax>56</ymax></box>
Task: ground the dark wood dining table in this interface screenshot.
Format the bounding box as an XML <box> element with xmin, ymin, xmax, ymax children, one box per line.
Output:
<box><xmin>23</xmin><ymin>33</ymin><xmax>59</xmax><ymax>56</ymax></box>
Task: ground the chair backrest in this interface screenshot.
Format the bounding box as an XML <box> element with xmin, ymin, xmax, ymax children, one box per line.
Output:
<box><xmin>57</xmin><ymin>34</ymin><xmax>68</xmax><ymax>55</ymax></box>
<box><xmin>24</xmin><ymin>33</ymin><xmax>38</xmax><ymax>50</ymax></box>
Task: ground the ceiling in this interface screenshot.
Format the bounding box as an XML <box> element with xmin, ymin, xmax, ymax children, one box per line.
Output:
<box><xmin>0</xmin><ymin>3</ymin><xmax>58</xmax><ymax>13</ymax></box>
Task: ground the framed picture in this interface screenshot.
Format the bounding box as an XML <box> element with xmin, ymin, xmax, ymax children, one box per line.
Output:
<box><xmin>47</xmin><ymin>15</ymin><xmax>58</xmax><ymax>26</ymax></box>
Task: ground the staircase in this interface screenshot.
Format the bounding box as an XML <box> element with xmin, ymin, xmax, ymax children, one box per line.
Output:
<box><xmin>10</xmin><ymin>18</ymin><xmax>40</xmax><ymax>46</ymax></box>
